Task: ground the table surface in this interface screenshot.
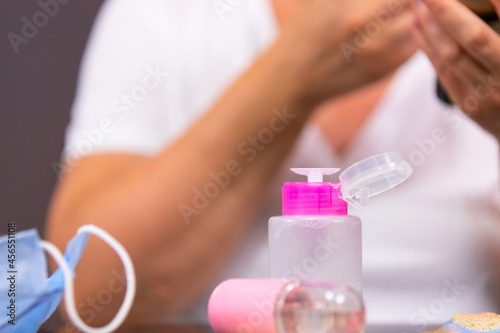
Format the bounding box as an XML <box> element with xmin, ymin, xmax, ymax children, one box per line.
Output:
<box><xmin>47</xmin><ymin>323</ymin><xmax>441</xmax><ymax>333</ymax></box>
<box><xmin>42</xmin><ymin>311</ymin><xmax>440</xmax><ymax>333</ymax></box>
<box><xmin>141</xmin><ymin>324</ymin><xmax>439</xmax><ymax>332</ymax></box>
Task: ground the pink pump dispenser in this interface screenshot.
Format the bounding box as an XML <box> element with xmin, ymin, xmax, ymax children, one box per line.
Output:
<box><xmin>282</xmin><ymin>168</ymin><xmax>347</xmax><ymax>216</ymax></box>
<box><xmin>269</xmin><ymin>152</ymin><xmax>413</xmax><ymax>292</ymax></box>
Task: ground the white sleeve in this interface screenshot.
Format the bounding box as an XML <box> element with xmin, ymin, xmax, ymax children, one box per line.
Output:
<box><xmin>63</xmin><ymin>0</ymin><xmax>175</xmax><ymax>163</ymax></box>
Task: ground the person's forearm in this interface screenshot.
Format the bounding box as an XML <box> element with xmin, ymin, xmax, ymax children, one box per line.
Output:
<box><xmin>47</xmin><ymin>43</ymin><xmax>313</xmax><ymax>324</ymax></box>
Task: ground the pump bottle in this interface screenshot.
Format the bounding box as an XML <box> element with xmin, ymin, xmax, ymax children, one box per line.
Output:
<box><xmin>269</xmin><ymin>152</ymin><xmax>413</xmax><ymax>292</ymax></box>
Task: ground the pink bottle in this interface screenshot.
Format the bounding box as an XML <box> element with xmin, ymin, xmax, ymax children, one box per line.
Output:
<box><xmin>269</xmin><ymin>152</ymin><xmax>413</xmax><ymax>292</ymax></box>
<box><xmin>208</xmin><ymin>278</ymin><xmax>365</xmax><ymax>333</ymax></box>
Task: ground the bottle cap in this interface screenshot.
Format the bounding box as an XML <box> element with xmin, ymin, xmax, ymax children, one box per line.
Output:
<box><xmin>282</xmin><ymin>152</ymin><xmax>412</xmax><ymax>214</ymax></box>
<box><xmin>282</xmin><ymin>168</ymin><xmax>347</xmax><ymax>216</ymax></box>
<box><xmin>339</xmin><ymin>151</ymin><xmax>413</xmax><ymax>209</ymax></box>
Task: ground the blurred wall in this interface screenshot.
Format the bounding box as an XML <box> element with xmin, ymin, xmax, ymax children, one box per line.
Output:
<box><xmin>0</xmin><ymin>1</ymin><xmax>104</xmax><ymax>234</ymax></box>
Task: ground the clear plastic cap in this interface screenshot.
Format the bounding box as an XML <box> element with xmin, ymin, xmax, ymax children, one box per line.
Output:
<box><xmin>339</xmin><ymin>151</ymin><xmax>413</xmax><ymax>209</ymax></box>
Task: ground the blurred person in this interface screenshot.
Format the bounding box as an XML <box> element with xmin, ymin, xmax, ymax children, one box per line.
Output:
<box><xmin>46</xmin><ymin>0</ymin><xmax>500</xmax><ymax>328</ymax></box>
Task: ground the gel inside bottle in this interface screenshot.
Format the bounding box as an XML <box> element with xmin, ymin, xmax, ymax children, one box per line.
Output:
<box><xmin>269</xmin><ymin>152</ymin><xmax>413</xmax><ymax>293</ymax></box>
<box><xmin>208</xmin><ymin>279</ymin><xmax>365</xmax><ymax>333</ymax></box>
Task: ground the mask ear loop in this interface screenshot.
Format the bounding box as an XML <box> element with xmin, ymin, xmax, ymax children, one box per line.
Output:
<box><xmin>40</xmin><ymin>225</ymin><xmax>136</xmax><ymax>333</ymax></box>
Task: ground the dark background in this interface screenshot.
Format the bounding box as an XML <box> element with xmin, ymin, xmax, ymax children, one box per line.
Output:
<box><xmin>1</xmin><ymin>1</ymin><xmax>105</xmax><ymax>234</ymax></box>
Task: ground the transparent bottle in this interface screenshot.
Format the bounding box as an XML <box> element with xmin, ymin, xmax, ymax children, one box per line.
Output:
<box><xmin>269</xmin><ymin>152</ymin><xmax>413</xmax><ymax>293</ymax></box>
<box><xmin>208</xmin><ymin>278</ymin><xmax>365</xmax><ymax>333</ymax></box>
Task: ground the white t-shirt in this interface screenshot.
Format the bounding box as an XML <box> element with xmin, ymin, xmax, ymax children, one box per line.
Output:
<box><xmin>64</xmin><ymin>0</ymin><xmax>500</xmax><ymax>326</ymax></box>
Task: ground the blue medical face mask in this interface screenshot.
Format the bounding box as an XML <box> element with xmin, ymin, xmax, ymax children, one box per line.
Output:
<box><xmin>0</xmin><ymin>225</ymin><xmax>135</xmax><ymax>333</ymax></box>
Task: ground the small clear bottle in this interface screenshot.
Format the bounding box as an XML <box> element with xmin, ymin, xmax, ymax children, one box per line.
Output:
<box><xmin>208</xmin><ymin>278</ymin><xmax>365</xmax><ymax>333</ymax></box>
<box><xmin>269</xmin><ymin>152</ymin><xmax>413</xmax><ymax>293</ymax></box>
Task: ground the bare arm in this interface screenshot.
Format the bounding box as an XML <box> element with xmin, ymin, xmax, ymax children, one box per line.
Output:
<box><xmin>46</xmin><ymin>0</ymin><xmax>416</xmax><ymax>325</ymax></box>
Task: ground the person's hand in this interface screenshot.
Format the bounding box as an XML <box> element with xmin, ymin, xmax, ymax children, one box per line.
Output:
<box><xmin>412</xmin><ymin>0</ymin><xmax>500</xmax><ymax>140</ymax></box>
<box><xmin>270</xmin><ymin>0</ymin><xmax>417</xmax><ymax>107</ymax></box>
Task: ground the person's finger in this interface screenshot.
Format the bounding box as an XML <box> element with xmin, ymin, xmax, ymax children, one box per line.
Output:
<box><xmin>412</xmin><ymin>11</ymin><xmax>442</xmax><ymax>70</ymax></box>
<box><xmin>412</xmin><ymin>16</ymin><xmax>470</xmax><ymax>108</ymax></box>
<box><xmin>491</xmin><ymin>0</ymin><xmax>500</xmax><ymax>14</ymax></box>
<box><xmin>414</xmin><ymin>20</ymin><xmax>488</xmax><ymax>118</ymax></box>
<box><xmin>439</xmin><ymin>74</ymin><xmax>479</xmax><ymax>115</ymax></box>
<box><xmin>412</xmin><ymin>0</ymin><xmax>490</xmax><ymax>87</ymax></box>
<box><xmin>382</xmin><ymin>10</ymin><xmax>416</xmax><ymax>46</ymax></box>
<box><xmin>422</xmin><ymin>0</ymin><xmax>500</xmax><ymax>72</ymax></box>
<box><xmin>412</xmin><ymin>1</ymin><xmax>460</xmax><ymax>66</ymax></box>
<box><xmin>459</xmin><ymin>0</ymin><xmax>496</xmax><ymax>14</ymax></box>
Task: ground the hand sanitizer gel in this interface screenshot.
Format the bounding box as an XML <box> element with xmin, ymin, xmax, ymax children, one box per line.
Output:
<box><xmin>269</xmin><ymin>152</ymin><xmax>413</xmax><ymax>292</ymax></box>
